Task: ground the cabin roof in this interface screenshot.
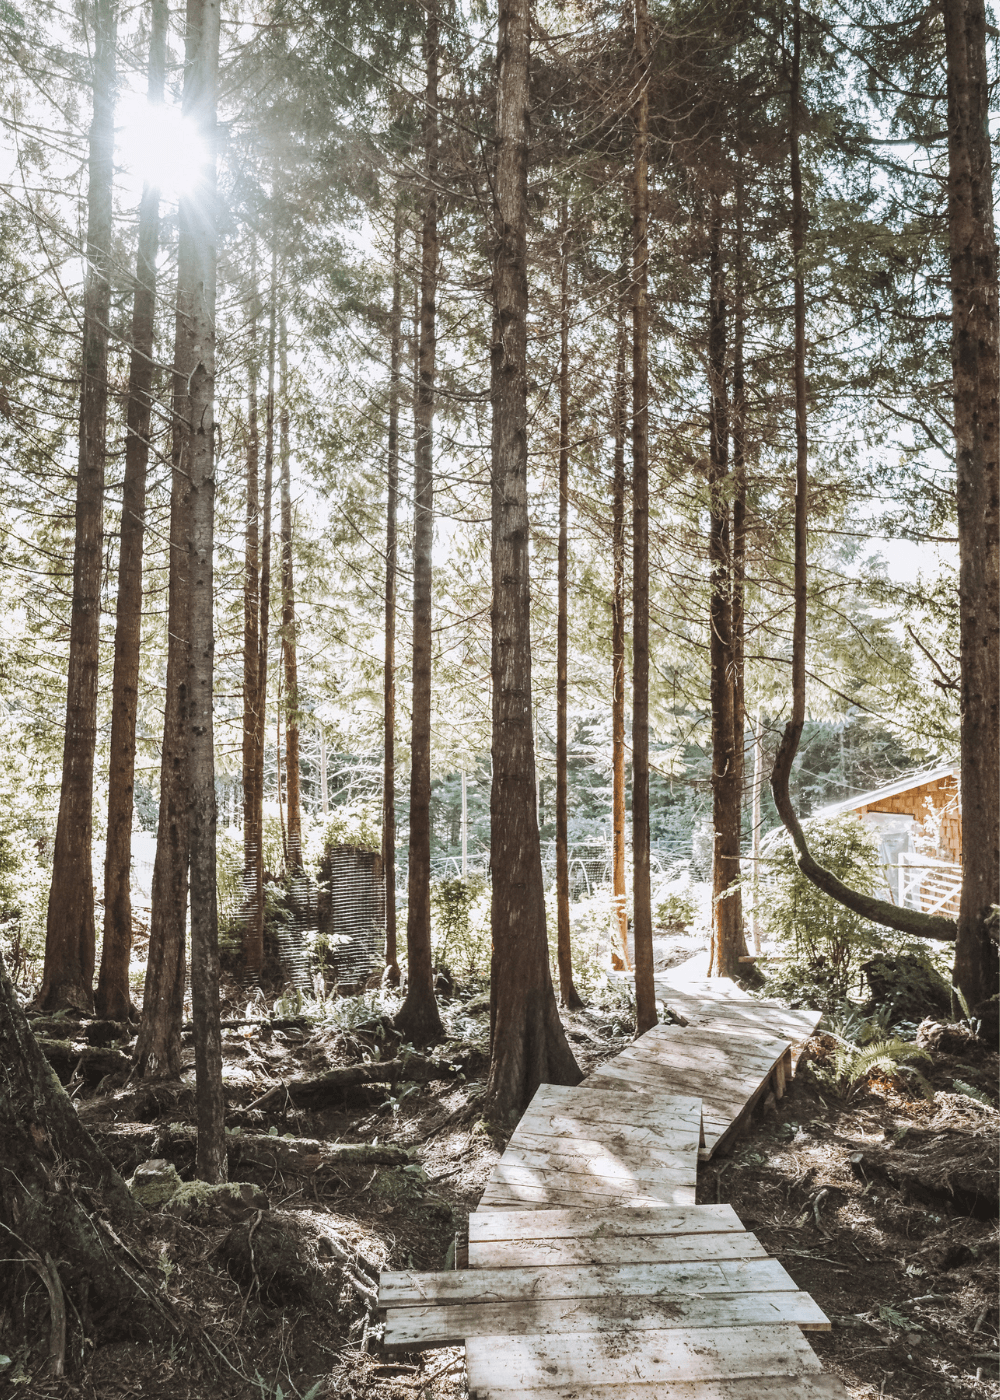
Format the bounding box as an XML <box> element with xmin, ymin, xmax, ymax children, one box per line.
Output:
<box><xmin>810</xmin><ymin>761</ymin><xmax>959</xmax><ymax>821</ymax></box>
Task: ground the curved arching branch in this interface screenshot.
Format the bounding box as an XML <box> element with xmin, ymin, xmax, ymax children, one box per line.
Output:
<box><xmin>770</xmin><ymin>0</ymin><xmax>957</xmax><ymax>950</ymax></box>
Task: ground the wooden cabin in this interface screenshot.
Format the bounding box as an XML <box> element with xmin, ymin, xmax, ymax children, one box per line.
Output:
<box><xmin>812</xmin><ymin>762</ymin><xmax>961</xmax><ymax>916</ymax></box>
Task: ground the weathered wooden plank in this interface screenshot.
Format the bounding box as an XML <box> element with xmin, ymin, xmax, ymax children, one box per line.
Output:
<box><xmin>477</xmin><ymin>1180</ymin><xmax>699</xmax><ymax>1210</ymax></box>
<box><xmin>468</xmin><ymin>1203</ymin><xmax>743</xmax><ymax>1242</ymax></box>
<box><xmin>589</xmin><ymin>1047</ymin><xmax>780</xmax><ymax>1093</ymax></box>
<box><xmin>624</xmin><ymin>1030</ymin><xmax>791</xmax><ymax>1075</ymax></box>
<box><xmin>464</xmin><ymin>1323</ymin><xmax>824</xmax><ymax>1391</ymax></box>
<box><xmin>587</xmin><ymin>1060</ymin><xmax>770</xmax><ymax>1121</ymax></box>
<box><xmin>469</xmin><ymin>1374</ymin><xmax>848</xmax><ymax>1400</ymax></box>
<box><xmin>657</xmin><ymin>972</ymin><xmax>756</xmax><ymax>1000</ymax></box>
<box><xmin>379</xmin><ymin>1256</ymin><xmax>799</xmax><ymax>1308</ymax></box>
<box><xmin>657</xmin><ymin>990</ymin><xmax>822</xmax><ymax>1038</ymax></box>
<box><xmin>586</xmin><ymin>1063</ymin><xmax>745</xmax><ymax>1119</ymax></box>
<box><xmin>528</xmin><ymin>1082</ymin><xmax>703</xmax><ymax>1130</ymax></box>
<box><xmin>469</xmin><ymin>1231</ymin><xmax>766</xmax><ymax>1269</ymax></box>
<box><xmin>637</xmin><ymin>1021</ymin><xmax>791</xmax><ymax>1052</ymax></box>
<box><xmin>383</xmin><ymin>1288</ymin><xmax>830</xmax><ymax>1350</ymax></box>
<box><xmin>513</xmin><ymin>1112</ymin><xmax>700</xmax><ymax>1152</ymax></box>
<box><xmin>510</xmin><ymin>1120</ymin><xmax>700</xmax><ymax>1158</ymax></box>
<box><xmin>493</xmin><ymin>1148</ymin><xmax>697</xmax><ymax>1189</ymax></box>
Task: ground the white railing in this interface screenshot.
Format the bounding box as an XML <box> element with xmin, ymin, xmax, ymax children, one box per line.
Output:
<box><xmin>898</xmin><ymin>851</ymin><xmax>962</xmax><ymax>916</ymax></box>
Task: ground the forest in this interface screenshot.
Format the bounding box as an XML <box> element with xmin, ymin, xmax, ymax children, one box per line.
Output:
<box><xmin>0</xmin><ymin>0</ymin><xmax>997</xmax><ymax>1394</ymax></box>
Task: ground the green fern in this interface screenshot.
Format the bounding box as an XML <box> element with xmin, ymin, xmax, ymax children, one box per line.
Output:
<box><xmin>951</xmin><ymin>983</ymin><xmax>972</xmax><ymax>1022</ymax></box>
<box><xmin>952</xmin><ymin>1079</ymin><xmax>995</xmax><ymax>1107</ymax></box>
<box><xmin>826</xmin><ymin>1037</ymin><xmax>933</xmax><ymax>1101</ymax></box>
<box><xmin>879</xmin><ymin>1304</ymin><xmax>919</xmax><ymax>1330</ymax></box>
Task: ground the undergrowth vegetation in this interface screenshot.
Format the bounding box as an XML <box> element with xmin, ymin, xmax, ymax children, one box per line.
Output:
<box><xmin>753</xmin><ymin>816</ymin><xmax>954</xmax><ymax>1021</ymax></box>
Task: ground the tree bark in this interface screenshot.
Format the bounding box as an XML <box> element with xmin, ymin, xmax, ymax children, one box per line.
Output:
<box><xmin>706</xmin><ymin>193</ymin><xmax>748</xmax><ymax>979</ymax></box>
<box><xmin>610</xmin><ymin>284</ymin><xmax>631</xmax><ymax>972</ymax></box>
<box><xmin>245</xmin><ymin>253</ymin><xmax>277</xmax><ymax>975</ymax></box>
<box><xmin>555</xmin><ymin>207</ymin><xmax>583</xmax><ymax>1011</ymax></box>
<box><xmin>731</xmin><ymin>162</ymin><xmax>748</xmax><ymax>881</ymax></box>
<box><xmin>96</xmin><ymin>0</ymin><xmax>167</xmax><ymax>1022</ymax></box>
<box><xmin>631</xmin><ymin>0</ymin><xmax>656</xmax><ymax>1036</ymax></box>
<box><xmin>0</xmin><ymin>950</ymin><xmax>162</xmax><ymax>1356</ymax></box>
<box><xmin>242</xmin><ymin>246</ymin><xmax>263</xmax><ymax>980</ymax></box>
<box><xmin>943</xmin><ymin>0</ymin><xmax>1000</xmax><ymax>1001</ymax></box>
<box><xmin>769</xmin><ymin>0</ymin><xmax>959</xmax><ymax>946</ymax></box>
<box><xmin>39</xmin><ymin>0</ymin><xmax>117</xmax><ymax>1013</ymax></box>
<box><xmin>135</xmin><ymin>202</ymin><xmax>197</xmax><ymax>1081</ymax></box>
<box><xmin>279</xmin><ymin>311</ymin><xmax>302</xmax><ymax>870</ymax></box>
<box><xmin>487</xmin><ymin>0</ymin><xmax>581</xmax><ymax>1124</ymax></box>
<box><xmin>750</xmin><ymin>705</ymin><xmax>764</xmax><ymax>954</ymax></box>
<box><xmin>384</xmin><ymin>214</ymin><xmax>402</xmax><ymax>986</ymax></box>
<box><xmin>177</xmin><ymin>0</ymin><xmax>224</xmax><ymax>1184</ymax></box>
<box><xmin>396</xmin><ymin>0</ymin><xmax>443</xmax><ymax>1043</ymax></box>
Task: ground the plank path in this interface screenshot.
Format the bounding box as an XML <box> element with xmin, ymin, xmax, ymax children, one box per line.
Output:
<box><xmin>378</xmin><ymin>963</ymin><xmax>839</xmax><ymax>1398</ymax></box>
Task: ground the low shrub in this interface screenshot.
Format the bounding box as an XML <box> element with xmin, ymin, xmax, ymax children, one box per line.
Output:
<box><xmin>754</xmin><ymin>816</ymin><xmax>888</xmax><ymax>1009</ymax></box>
<box><xmin>430</xmin><ymin>875</ymin><xmax>490</xmax><ymax>977</ymax></box>
<box><xmin>653</xmin><ymin>890</ymin><xmax>696</xmax><ymax>933</ymax></box>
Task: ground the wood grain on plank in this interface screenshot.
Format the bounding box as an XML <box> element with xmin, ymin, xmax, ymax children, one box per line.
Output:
<box><xmin>528</xmin><ymin>1082</ymin><xmax>703</xmax><ymax>1129</ymax></box>
<box><xmin>463</xmin><ymin>1323</ymin><xmax>823</xmax><ymax>1390</ymax></box>
<box><xmin>587</xmin><ymin>1059</ymin><xmax>773</xmax><ymax>1112</ymax></box>
<box><xmin>478</xmin><ymin>1181</ymin><xmax>699</xmax><ymax>1210</ymax></box>
<box><xmin>469</xmin><ymin>1231</ymin><xmax>766</xmax><ymax>1269</ymax></box>
<box><xmin>492</xmin><ymin>1148</ymin><xmax>697</xmax><ymax>1189</ymax></box>
<box><xmin>513</xmin><ymin>1112</ymin><xmax>700</xmax><ymax>1151</ymax></box>
<box><xmin>468</xmin><ymin>1373</ymin><xmax>847</xmax><ymax>1400</ymax></box>
<box><xmin>383</xmin><ymin>1289</ymin><xmax>830</xmax><ymax>1349</ymax></box>
<box><xmin>379</xmin><ymin>1256</ymin><xmax>799</xmax><ymax>1307</ymax></box>
<box><xmin>468</xmin><ymin>1203</ymin><xmax>744</xmax><ymax>1241</ymax></box>
<box><xmin>509</xmin><ymin>1127</ymin><xmax>699</xmax><ymax>1163</ymax></box>
<box><xmin>658</xmin><ymin>992</ymin><xmax>822</xmax><ymax>1036</ymax></box>
<box><xmin>657</xmin><ymin>975</ymin><xmax>755</xmax><ymax>1001</ymax></box>
<box><xmin>625</xmin><ymin>1030</ymin><xmax>791</xmax><ymax>1072</ymax></box>
<box><xmin>586</xmin><ymin>1063</ymin><xmax>749</xmax><ymax>1116</ymax></box>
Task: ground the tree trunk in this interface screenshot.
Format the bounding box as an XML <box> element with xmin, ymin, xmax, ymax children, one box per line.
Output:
<box><xmin>487</xmin><ymin>0</ymin><xmax>581</xmax><ymax>1124</ymax></box>
<box><xmin>555</xmin><ymin>207</ymin><xmax>583</xmax><ymax>1011</ymax></box>
<box><xmin>943</xmin><ymin>0</ymin><xmax>1000</xmax><ymax>1001</ymax></box>
<box><xmin>39</xmin><ymin>0</ymin><xmax>117</xmax><ymax>1013</ymax></box>
<box><xmin>731</xmin><ymin>162</ymin><xmax>748</xmax><ymax>897</ymax></box>
<box><xmin>0</xmin><ymin>950</ymin><xmax>162</xmax><ymax>1360</ymax></box>
<box><xmin>135</xmin><ymin>265</ymin><xmax>195</xmax><ymax>1081</ymax></box>
<box><xmin>769</xmin><ymin>0</ymin><xmax>959</xmax><ymax>945</ymax></box>
<box><xmin>750</xmin><ymin>705</ymin><xmax>765</xmax><ymax>954</ymax></box>
<box><xmin>610</xmin><ymin>286</ymin><xmax>631</xmax><ymax>972</ymax></box>
<box><xmin>242</xmin><ymin>246</ymin><xmax>263</xmax><ymax>981</ymax></box>
<box><xmin>276</xmin><ymin>675</ymin><xmax>286</xmax><ymax>862</ymax></box>
<box><xmin>246</xmin><ymin>253</ymin><xmax>277</xmax><ymax>975</ymax></box>
<box><xmin>631</xmin><ymin>0</ymin><xmax>656</xmax><ymax>1036</ymax></box>
<box><xmin>396</xmin><ymin>1</ymin><xmax>442</xmax><ymax>1043</ymax></box>
<box><xmin>706</xmin><ymin>193</ymin><xmax>748</xmax><ymax>979</ymax></box>
<box><xmin>96</xmin><ymin>0</ymin><xmax>167</xmax><ymax>1022</ymax></box>
<box><xmin>279</xmin><ymin>311</ymin><xmax>302</xmax><ymax>871</ymax></box>
<box><xmin>177</xmin><ymin>0</ymin><xmax>224</xmax><ymax>1184</ymax></box>
<box><xmin>384</xmin><ymin>214</ymin><xmax>402</xmax><ymax>986</ymax></box>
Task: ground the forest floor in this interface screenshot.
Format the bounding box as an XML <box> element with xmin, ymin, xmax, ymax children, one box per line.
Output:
<box><xmin>6</xmin><ymin>963</ymin><xmax>998</xmax><ymax>1400</ymax></box>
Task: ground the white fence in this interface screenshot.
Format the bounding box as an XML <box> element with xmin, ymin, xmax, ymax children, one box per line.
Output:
<box><xmin>898</xmin><ymin>851</ymin><xmax>962</xmax><ymax>917</ymax></box>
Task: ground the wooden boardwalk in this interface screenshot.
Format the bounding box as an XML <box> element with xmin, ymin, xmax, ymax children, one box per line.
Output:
<box><xmin>378</xmin><ymin>973</ymin><xmax>840</xmax><ymax>1398</ymax></box>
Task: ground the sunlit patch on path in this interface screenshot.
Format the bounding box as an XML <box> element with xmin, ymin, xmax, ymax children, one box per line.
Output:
<box><xmin>378</xmin><ymin>962</ymin><xmax>845</xmax><ymax>1397</ymax></box>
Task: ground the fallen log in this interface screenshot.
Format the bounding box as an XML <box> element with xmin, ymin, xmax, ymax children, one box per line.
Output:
<box><xmin>36</xmin><ymin>1038</ymin><xmax>132</xmax><ymax>1085</ymax></box>
<box><xmin>244</xmin><ymin>1055</ymin><xmax>466</xmax><ymax>1111</ymax></box>
<box><xmin>93</xmin><ymin>1122</ymin><xmax>414</xmax><ymax>1179</ymax></box>
<box><xmin>850</xmin><ymin>1127</ymin><xmax>998</xmax><ymax>1220</ymax></box>
<box><xmin>181</xmin><ymin>1016</ymin><xmax>312</xmax><ymax>1034</ymax></box>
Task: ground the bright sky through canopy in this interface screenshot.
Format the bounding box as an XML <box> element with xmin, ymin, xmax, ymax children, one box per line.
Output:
<box><xmin>116</xmin><ymin>90</ymin><xmax>207</xmax><ymax>199</ymax></box>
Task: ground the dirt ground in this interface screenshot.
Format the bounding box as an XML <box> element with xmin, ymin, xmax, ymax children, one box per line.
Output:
<box><xmin>4</xmin><ymin>977</ymin><xmax>997</xmax><ymax>1400</ymax></box>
